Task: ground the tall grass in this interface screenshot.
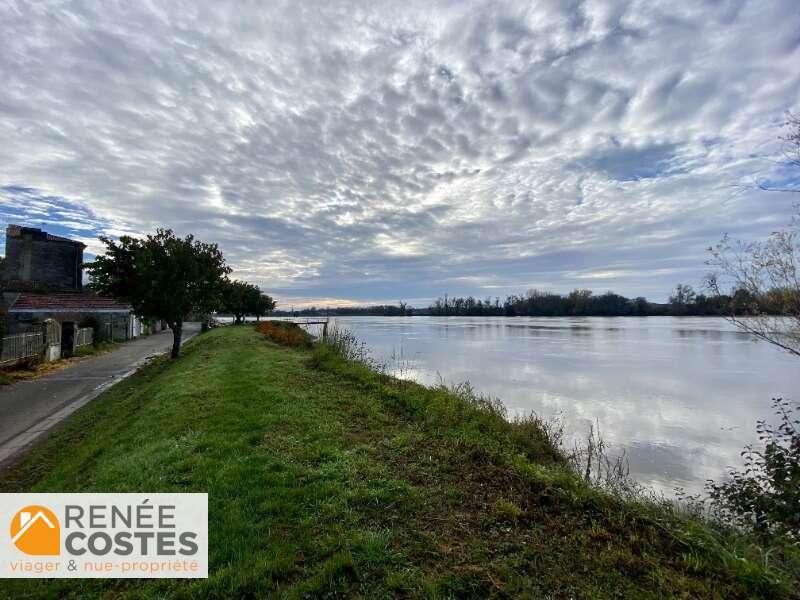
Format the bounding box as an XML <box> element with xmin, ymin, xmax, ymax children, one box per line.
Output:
<box><xmin>564</xmin><ymin>420</ymin><xmax>656</xmax><ymax>501</ymax></box>
<box><xmin>320</xmin><ymin>323</ymin><xmax>371</xmax><ymax>362</ymax></box>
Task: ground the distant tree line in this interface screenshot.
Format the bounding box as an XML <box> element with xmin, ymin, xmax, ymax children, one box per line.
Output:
<box><xmin>269</xmin><ymin>284</ymin><xmax>786</xmax><ymax>319</ymax></box>
<box><xmin>273</xmin><ymin>301</ymin><xmax>413</xmax><ymax>317</ymax></box>
<box><xmin>427</xmin><ymin>285</ymin><xmax>777</xmax><ymax>317</ymax></box>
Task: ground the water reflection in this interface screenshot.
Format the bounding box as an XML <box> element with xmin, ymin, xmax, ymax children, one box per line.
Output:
<box><xmin>306</xmin><ymin>316</ymin><xmax>797</xmax><ymax>495</ymax></box>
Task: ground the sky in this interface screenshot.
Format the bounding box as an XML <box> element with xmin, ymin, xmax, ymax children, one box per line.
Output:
<box><xmin>1</xmin><ymin>0</ymin><xmax>799</xmax><ymax>308</ymax></box>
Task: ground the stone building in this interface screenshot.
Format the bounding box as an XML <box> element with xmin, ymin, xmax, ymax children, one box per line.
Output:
<box><xmin>2</xmin><ymin>225</ymin><xmax>85</xmax><ymax>292</ymax></box>
<box><xmin>1</xmin><ymin>225</ymin><xmax>149</xmax><ymax>356</ymax></box>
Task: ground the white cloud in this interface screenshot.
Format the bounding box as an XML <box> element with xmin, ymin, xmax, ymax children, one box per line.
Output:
<box><xmin>1</xmin><ymin>0</ymin><xmax>798</xmax><ymax>306</ymax></box>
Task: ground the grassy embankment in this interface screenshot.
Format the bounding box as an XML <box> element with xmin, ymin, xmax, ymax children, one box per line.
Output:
<box><xmin>0</xmin><ymin>325</ymin><xmax>797</xmax><ymax>599</ymax></box>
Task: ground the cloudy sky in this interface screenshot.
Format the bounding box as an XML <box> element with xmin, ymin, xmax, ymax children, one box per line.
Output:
<box><xmin>1</xmin><ymin>1</ymin><xmax>799</xmax><ymax>307</ymax></box>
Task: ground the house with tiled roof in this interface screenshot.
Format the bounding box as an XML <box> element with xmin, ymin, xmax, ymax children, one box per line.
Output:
<box><xmin>3</xmin><ymin>292</ymin><xmax>137</xmax><ymax>341</ymax></box>
<box><xmin>1</xmin><ymin>225</ymin><xmax>151</xmax><ymax>356</ymax></box>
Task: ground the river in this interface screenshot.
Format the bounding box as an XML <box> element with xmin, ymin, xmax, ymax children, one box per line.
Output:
<box><xmin>293</xmin><ymin>316</ymin><xmax>797</xmax><ymax>496</ymax></box>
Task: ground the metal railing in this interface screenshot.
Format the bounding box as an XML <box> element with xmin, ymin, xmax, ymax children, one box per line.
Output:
<box><xmin>75</xmin><ymin>327</ymin><xmax>94</xmax><ymax>347</ymax></box>
<box><xmin>0</xmin><ymin>332</ymin><xmax>45</xmax><ymax>364</ymax></box>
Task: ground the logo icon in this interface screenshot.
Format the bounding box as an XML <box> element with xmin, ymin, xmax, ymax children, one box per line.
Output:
<box><xmin>10</xmin><ymin>505</ymin><xmax>60</xmax><ymax>555</ymax></box>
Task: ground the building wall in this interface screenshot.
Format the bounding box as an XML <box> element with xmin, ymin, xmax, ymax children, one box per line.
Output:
<box><xmin>2</xmin><ymin>226</ymin><xmax>84</xmax><ymax>291</ymax></box>
<box><xmin>6</xmin><ymin>310</ymin><xmax>133</xmax><ymax>341</ymax></box>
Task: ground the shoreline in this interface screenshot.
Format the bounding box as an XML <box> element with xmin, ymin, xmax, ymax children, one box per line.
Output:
<box><xmin>1</xmin><ymin>325</ymin><xmax>796</xmax><ymax>598</ymax></box>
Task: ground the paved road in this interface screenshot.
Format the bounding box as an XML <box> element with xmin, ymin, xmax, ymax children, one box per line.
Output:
<box><xmin>0</xmin><ymin>323</ymin><xmax>200</xmax><ymax>464</ymax></box>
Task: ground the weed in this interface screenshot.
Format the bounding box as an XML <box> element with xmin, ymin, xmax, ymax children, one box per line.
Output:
<box><xmin>255</xmin><ymin>320</ymin><xmax>312</xmax><ymax>348</ymax></box>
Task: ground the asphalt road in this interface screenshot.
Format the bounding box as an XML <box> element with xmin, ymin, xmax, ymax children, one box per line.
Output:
<box><xmin>0</xmin><ymin>322</ymin><xmax>200</xmax><ymax>465</ymax></box>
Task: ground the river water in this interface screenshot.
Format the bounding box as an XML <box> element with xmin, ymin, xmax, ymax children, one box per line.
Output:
<box><xmin>294</xmin><ymin>316</ymin><xmax>797</xmax><ymax>495</ymax></box>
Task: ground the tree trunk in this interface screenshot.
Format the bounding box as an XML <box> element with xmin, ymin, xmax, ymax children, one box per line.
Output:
<box><xmin>171</xmin><ymin>319</ymin><xmax>183</xmax><ymax>359</ymax></box>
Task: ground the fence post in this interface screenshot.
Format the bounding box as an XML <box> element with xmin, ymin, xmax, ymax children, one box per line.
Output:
<box><xmin>41</xmin><ymin>321</ymin><xmax>53</xmax><ymax>362</ymax></box>
<box><xmin>40</xmin><ymin>321</ymin><xmax>49</xmax><ymax>357</ymax></box>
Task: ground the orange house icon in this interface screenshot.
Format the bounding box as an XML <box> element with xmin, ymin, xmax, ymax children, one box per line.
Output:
<box><xmin>10</xmin><ymin>505</ymin><xmax>60</xmax><ymax>555</ymax></box>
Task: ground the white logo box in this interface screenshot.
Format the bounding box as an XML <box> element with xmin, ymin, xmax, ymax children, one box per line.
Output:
<box><xmin>0</xmin><ymin>493</ymin><xmax>208</xmax><ymax>578</ymax></box>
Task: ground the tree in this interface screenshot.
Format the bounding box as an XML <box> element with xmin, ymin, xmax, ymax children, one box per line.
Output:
<box><xmin>669</xmin><ymin>283</ymin><xmax>696</xmax><ymax>310</ymax></box>
<box><xmin>783</xmin><ymin>112</ymin><xmax>800</xmax><ymax>175</ymax></box>
<box><xmin>698</xmin><ymin>115</ymin><xmax>800</xmax><ymax>542</ymax></box>
<box><xmin>220</xmin><ymin>280</ymin><xmax>276</xmax><ymax>322</ymax></box>
<box><xmin>756</xmin><ymin>111</ymin><xmax>800</xmax><ymax>193</ymax></box>
<box><xmin>632</xmin><ymin>296</ymin><xmax>650</xmax><ymax>315</ymax></box>
<box><xmin>706</xmin><ymin>113</ymin><xmax>800</xmax><ymax>353</ymax></box>
<box><xmin>706</xmin><ymin>208</ymin><xmax>800</xmax><ymax>357</ymax></box>
<box><xmin>87</xmin><ymin>229</ymin><xmax>230</xmax><ymax>358</ymax></box>
<box><xmin>568</xmin><ymin>289</ymin><xmax>593</xmax><ymax>315</ymax></box>
<box><xmin>221</xmin><ymin>279</ymin><xmax>261</xmax><ymax>324</ymax></box>
<box><xmin>253</xmin><ymin>293</ymin><xmax>276</xmax><ymax>321</ymax></box>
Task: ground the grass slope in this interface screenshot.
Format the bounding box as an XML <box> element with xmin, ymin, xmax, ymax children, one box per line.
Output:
<box><xmin>0</xmin><ymin>326</ymin><xmax>795</xmax><ymax>599</ymax></box>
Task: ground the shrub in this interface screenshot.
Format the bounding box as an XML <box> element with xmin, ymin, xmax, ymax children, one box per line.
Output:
<box><xmin>706</xmin><ymin>397</ymin><xmax>800</xmax><ymax>541</ymax></box>
<box><xmin>255</xmin><ymin>321</ymin><xmax>312</xmax><ymax>348</ymax></box>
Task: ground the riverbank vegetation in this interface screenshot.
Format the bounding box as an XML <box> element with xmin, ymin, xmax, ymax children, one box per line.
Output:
<box><xmin>707</xmin><ymin>204</ymin><xmax>800</xmax><ymax>357</ymax></box>
<box><xmin>274</xmin><ymin>302</ymin><xmax>414</xmax><ymax>317</ymax></box>
<box><xmin>276</xmin><ymin>284</ymin><xmax>779</xmax><ymax>318</ymax></box>
<box><xmin>703</xmin><ymin>397</ymin><xmax>799</xmax><ymax>542</ymax></box>
<box><xmin>1</xmin><ymin>325</ymin><xmax>797</xmax><ymax>599</ymax></box>
<box><xmin>255</xmin><ymin>319</ymin><xmax>312</xmax><ymax>347</ymax></box>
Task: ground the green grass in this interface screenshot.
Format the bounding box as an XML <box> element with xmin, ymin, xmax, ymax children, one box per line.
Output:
<box><xmin>0</xmin><ymin>326</ymin><xmax>796</xmax><ymax>599</ymax></box>
<box><xmin>73</xmin><ymin>341</ymin><xmax>120</xmax><ymax>357</ymax></box>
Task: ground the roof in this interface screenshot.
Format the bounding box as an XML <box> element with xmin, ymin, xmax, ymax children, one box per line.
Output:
<box><xmin>5</xmin><ymin>224</ymin><xmax>86</xmax><ymax>248</ymax></box>
<box><xmin>7</xmin><ymin>293</ymin><xmax>132</xmax><ymax>313</ymax></box>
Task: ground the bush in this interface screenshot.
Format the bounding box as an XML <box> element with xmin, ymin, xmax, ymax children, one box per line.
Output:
<box><xmin>255</xmin><ymin>321</ymin><xmax>312</xmax><ymax>348</ymax></box>
<box><xmin>707</xmin><ymin>398</ymin><xmax>800</xmax><ymax>541</ymax></box>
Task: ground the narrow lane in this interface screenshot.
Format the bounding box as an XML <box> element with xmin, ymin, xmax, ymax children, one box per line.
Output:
<box><xmin>0</xmin><ymin>323</ymin><xmax>200</xmax><ymax>463</ymax></box>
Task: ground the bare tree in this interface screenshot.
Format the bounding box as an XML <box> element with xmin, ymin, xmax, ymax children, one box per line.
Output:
<box><xmin>669</xmin><ymin>283</ymin><xmax>696</xmax><ymax>306</ymax></box>
<box><xmin>783</xmin><ymin>112</ymin><xmax>800</xmax><ymax>171</ymax></box>
<box><xmin>755</xmin><ymin>111</ymin><xmax>800</xmax><ymax>193</ymax></box>
<box><xmin>707</xmin><ymin>113</ymin><xmax>800</xmax><ymax>356</ymax></box>
<box><xmin>706</xmin><ymin>208</ymin><xmax>800</xmax><ymax>357</ymax></box>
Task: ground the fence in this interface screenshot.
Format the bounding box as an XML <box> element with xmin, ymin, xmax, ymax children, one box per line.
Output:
<box><xmin>0</xmin><ymin>332</ymin><xmax>45</xmax><ymax>365</ymax></box>
<box><xmin>75</xmin><ymin>327</ymin><xmax>94</xmax><ymax>348</ymax></box>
